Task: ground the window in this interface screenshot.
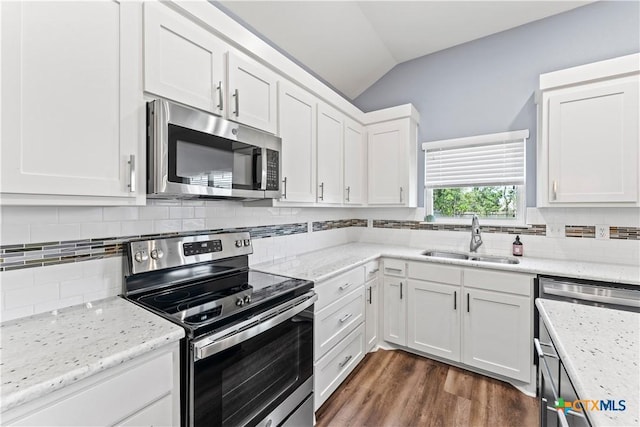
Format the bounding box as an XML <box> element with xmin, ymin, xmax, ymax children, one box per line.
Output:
<box><xmin>422</xmin><ymin>130</ymin><xmax>528</xmax><ymax>225</ymax></box>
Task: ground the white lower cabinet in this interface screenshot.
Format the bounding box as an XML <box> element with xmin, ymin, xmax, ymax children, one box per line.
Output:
<box><xmin>3</xmin><ymin>343</ymin><xmax>181</xmax><ymax>426</ymax></box>
<box><xmin>382</xmin><ymin>276</ymin><xmax>407</xmax><ymax>346</ymax></box>
<box><xmin>365</xmin><ymin>276</ymin><xmax>379</xmax><ymax>352</ymax></box>
<box><xmin>314</xmin><ymin>324</ymin><xmax>365</xmax><ymax>410</ymax></box>
<box><xmin>313</xmin><ymin>266</ymin><xmax>366</xmax><ymax>410</ymax></box>
<box><xmin>382</xmin><ymin>259</ymin><xmax>534</xmax><ymax>384</ymax></box>
<box><xmin>407</xmin><ymin>280</ymin><xmax>461</xmax><ymax>361</ymax></box>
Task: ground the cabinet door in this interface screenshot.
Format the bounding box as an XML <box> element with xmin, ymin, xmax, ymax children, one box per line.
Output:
<box><xmin>407</xmin><ymin>280</ymin><xmax>461</xmax><ymax>362</ymax></box>
<box><xmin>367</xmin><ymin>120</ymin><xmax>408</xmax><ymax>205</ymax></box>
<box><xmin>547</xmin><ymin>78</ymin><xmax>639</xmax><ymax>203</ymax></box>
<box><xmin>462</xmin><ymin>289</ymin><xmax>531</xmax><ymax>382</ymax></box>
<box><xmin>382</xmin><ymin>277</ymin><xmax>407</xmax><ymax>346</ymax></box>
<box><xmin>277</xmin><ymin>82</ymin><xmax>317</xmax><ymax>203</ymax></box>
<box><xmin>365</xmin><ymin>277</ymin><xmax>379</xmax><ymax>351</ymax></box>
<box><xmin>228</xmin><ymin>51</ymin><xmax>278</xmax><ymax>134</ymax></box>
<box><xmin>143</xmin><ymin>2</ymin><xmax>226</xmax><ymax>115</ymax></box>
<box><xmin>344</xmin><ymin>119</ymin><xmax>366</xmax><ymax>205</ymax></box>
<box><xmin>317</xmin><ymin>103</ymin><xmax>344</xmax><ymax>204</ymax></box>
<box><xmin>1</xmin><ymin>1</ymin><xmax>142</xmax><ymax>202</ymax></box>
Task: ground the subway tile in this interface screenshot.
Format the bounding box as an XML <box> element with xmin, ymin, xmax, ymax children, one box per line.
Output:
<box><xmin>4</xmin><ymin>282</ymin><xmax>59</xmax><ymax>309</ymax></box>
<box><xmin>169</xmin><ymin>206</ymin><xmax>194</xmax><ymax>219</ymax></box>
<box><xmin>34</xmin><ymin>295</ymin><xmax>84</xmax><ymax>315</ymax></box>
<box><xmin>34</xmin><ymin>262</ymin><xmax>83</xmax><ymax>285</ymax></box>
<box><xmin>80</xmin><ymin>221</ymin><xmax>122</xmax><ymax>240</ymax></box>
<box><xmin>139</xmin><ymin>206</ymin><xmax>169</xmax><ymax>220</ymax></box>
<box><xmin>60</xmin><ymin>276</ymin><xmax>109</xmax><ymax>299</ymax></box>
<box><xmin>1</xmin><ymin>305</ymin><xmax>35</xmax><ymax>322</ymax></box>
<box><xmin>1</xmin><ymin>206</ymin><xmax>58</xmax><ymax>224</ymax></box>
<box><xmin>153</xmin><ymin>219</ymin><xmax>182</xmax><ymax>234</ymax></box>
<box><xmin>30</xmin><ymin>224</ymin><xmax>80</xmax><ymax>244</ymax></box>
<box><xmin>0</xmin><ymin>268</ymin><xmax>35</xmax><ymax>291</ymax></box>
<box><xmin>58</xmin><ymin>207</ymin><xmax>103</xmax><ymax>223</ymax></box>
<box><xmin>1</xmin><ymin>224</ymin><xmax>30</xmax><ymax>245</ymax></box>
<box><xmin>121</xmin><ymin>220</ymin><xmax>153</xmax><ymax>236</ymax></box>
<box><xmin>103</xmin><ymin>206</ymin><xmax>139</xmax><ymax>221</ymax></box>
<box><xmin>183</xmin><ymin>218</ymin><xmax>206</xmax><ymax>231</ymax></box>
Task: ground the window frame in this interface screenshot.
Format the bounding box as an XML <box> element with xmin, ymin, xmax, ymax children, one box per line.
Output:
<box><xmin>422</xmin><ymin>130</ymin><xmax>529</xmax><ymax>227</ymax></box>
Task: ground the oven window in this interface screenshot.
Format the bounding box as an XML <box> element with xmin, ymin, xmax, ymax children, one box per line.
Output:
<box><xmin>168</xmin><ymin>124</ymin><xmax>262</xmax><ymax>190</ymax></box>
<box><xmin>193</xmin><ymin>310</ymin><xmax>313</xmax><ymax>427</ymax></box>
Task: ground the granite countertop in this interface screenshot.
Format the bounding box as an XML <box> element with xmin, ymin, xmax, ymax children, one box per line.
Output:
<box><xmin>536</xmin><ymin>299</ymin><xmax>639</xmax><ymax>427</ymax></box>
<box><xmin>253</xmin><ymin>242</ymin><xmax>640</xmax><ymax>285</ymax></box>
<box><xmin>0</xmin><ymin>297</ymin><xmax>184</xmax><ymax>413</ymax></box>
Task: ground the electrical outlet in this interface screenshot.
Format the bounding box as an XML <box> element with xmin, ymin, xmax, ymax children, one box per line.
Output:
<box><xmin>595</xmin><ymin>224</ymin><xmax>610</xmax><ymax>240</ymax></box>
<box><xmin>546</xmin><ymin>223</ymin><xmax>565</xmax><ymax>238</ymax></box>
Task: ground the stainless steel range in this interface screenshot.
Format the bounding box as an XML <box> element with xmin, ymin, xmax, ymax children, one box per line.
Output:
<box><xmin>123</xmin><ymin>232</ymin><xmax>316</xmax><ymax>427</ymax></box>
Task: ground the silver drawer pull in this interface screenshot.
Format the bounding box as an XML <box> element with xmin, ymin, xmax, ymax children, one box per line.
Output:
<box><xmin>385</xmin><ymin>267</ymin><xmax>402</xmax><ymax>272</ymax></box>
<box><xmin>339</xmin><ymin>313</ymin><xmax>353</xmax><ymax>323</ymax></box>
<box><xmin>368</xmin><ymin>269</ymin><xmax>379</xmax><ymax>275</ymax></box>
<box><xmin>339</xmin><ymin>282</ymin><xmax>353</xmax><ymax>291</ymax></box>
<box><xmin>338</xmin><ymin>355</ymin><xmax>352</xmax><ymax>368</ymax></box>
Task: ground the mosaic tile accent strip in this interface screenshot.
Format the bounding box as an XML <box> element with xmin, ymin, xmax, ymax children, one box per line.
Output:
<box><xmin>372</xmin><ymin>220</ymin><xmax>547</xmax><ymax>236</ymax></box>
<box><xmin>0</xmin><ymin>223</ymin><xmax>308</xmax><ymax>272</ymax></box>
<box><xmin>609</xmin><ymin>226</ymin><xmax>639</xmax><ymax>240</ymax></box>
<box><xmin>312</xmin><ymin>219</ymin><xmax>368</xmax><ymax>232</ymax></box>
<box><xmin>565</xmin><ymin>225</ymin><xmax>595</xmax><ymax>238</ymax></box>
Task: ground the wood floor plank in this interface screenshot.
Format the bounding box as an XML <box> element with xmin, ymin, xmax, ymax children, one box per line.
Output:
<box><xmin>315</xmin><ymin>349</ymin><xmax>539</xmax><ymax>427</ymax></box>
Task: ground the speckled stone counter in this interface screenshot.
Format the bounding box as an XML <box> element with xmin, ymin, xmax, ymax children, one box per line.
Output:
<box><xmin>536</xmin><ymin>299</ymin><xmax>639</xmax><ymax>427</ymax></box>
<box><xmin>253</xmin><ymin>243</ymin><xmax>640</xmax><ymax>285</ymax></box>
<box><xmin>0</xmin><ymin>297</ymin><xmax>184</xmax><ymax>413</ymax></box>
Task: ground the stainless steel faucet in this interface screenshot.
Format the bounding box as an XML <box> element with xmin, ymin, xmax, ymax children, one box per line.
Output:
<box><xmin>470</xmin><ymin>215</ymin><xmax>483</xmax><ymax>252</ymax></box>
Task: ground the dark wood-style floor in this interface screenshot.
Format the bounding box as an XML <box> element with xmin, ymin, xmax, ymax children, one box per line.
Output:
<box><xmin>315</xmin><ymin>349</ymin><xmax>539</xmax><ymax>427</ymax></box>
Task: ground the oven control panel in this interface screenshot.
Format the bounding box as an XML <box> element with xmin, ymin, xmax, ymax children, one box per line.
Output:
<box><xmin>183</xmin><ymin>240</ymin><xmax>223</xmax><ymax>256</ymax></box>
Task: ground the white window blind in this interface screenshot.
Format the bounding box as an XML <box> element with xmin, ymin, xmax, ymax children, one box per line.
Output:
<box><xmin>422</xmin><ymin>130</ymin><xmax>528</xmax><ymax>189</ymax></box>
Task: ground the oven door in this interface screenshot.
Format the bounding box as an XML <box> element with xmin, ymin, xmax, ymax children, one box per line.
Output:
<box><xmin>190</xmin><ymin>293</ymin><xmax>316</xmax><ymax>427</ymax></box>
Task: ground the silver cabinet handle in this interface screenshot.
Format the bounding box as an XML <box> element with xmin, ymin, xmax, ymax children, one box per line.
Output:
<box><xmin>369</xmin><ymin>268</ymin><xmax>379</xmax><ymax>275</ymax></box>
<box><xmin>232</xmin><ymin>88</ymin><xmax>239</xmax><ymax>117</ymax></box>
<box><xmin>385</xmin><ymin>267</ymin><xmax>402</xmax><ymax>272</ymax></box>
<box><xmin>467</xmin><ymin>293</ymin><xmax>470</xmax><ymax>312</ymax></box>
<box><xmin>346</xmin><ymin>186</ymin><xmax>350</xmax><ymax>202</ymax></box>
<box><xmin>217</xmin><ymin>81</ymin><xmax>223</xmax><ymax>111</ymax></box>
<box><xmin>400</xmin><ymin>282</ymin><xmax>403</xmax><ymax>299</ymax></box>
<box><xmin>319</xmin><ymin>182</ymin><xmax>324</xmax><ymax>200</ymax></box>
<box><xmin>282</xmin><ymin>177</ymin><xmax>287</xmax><ymax>199</ymax></box>
<box><xmin>552</xmin><ymin>180</ymin><xmax>557</xmax><ymax>200</ymax></box>
<box><xmin>369</xmin><ymin>287</ymin><xmax>372</xmax><ymax>304</ymax></box>
<box><xmin>339</xmin><ymin>313</ymin><xmax>353</xmax><ymax>323</ymax></box>
<box><xmin>127</xmin><ymin>154</ymin><xmax>136</xmax><ymax>193</ymax></box>
<box><xmin>454</xmin><ymin>291</ymin><xmax>457</xmax><ymax>310</ymax></box>
<box><xmin>339</xmin><ymin>282</ymin><xmax>353</xmax><ymax>291</ymax></box>
<box><xmin>338</xmin><ymin>355</ymin><xmax>352</xmax><ymax>368</ymax></box>
<box><xmin>400</xmin><ymin>186</ymin><xmax>403</xmax><ymax>203</ymax></box>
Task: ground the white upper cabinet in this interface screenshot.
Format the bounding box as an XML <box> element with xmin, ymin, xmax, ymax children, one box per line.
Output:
<box><xmin>367</xmin><ymin>116</ymin><xmax>418</xmax><ymax>206</ymax></box>
<box><xmin>278</xmin><ymin>82</ymin><xmax>317</xmax><ymax>203</ymax></box>
<box><xmin>143</xmin><ymin>2</ymin><xmax>226</xmax><ymax>115</ymax></box>
<box><xmin>227</xmin><ymin>51</ymin><xmax>278</xmax><ymax>134</ymax></box>
<box><xmin>316</xmin><ymin>103</ymin><xmax>344</xmax><ymax>204</ymax></box>
<box><xmin>1</xmin><ymin>1</ymin><xmax>144</xmax><ymax>205</ymax></box>
<box><xmin>538</xmin><ymin>54</ymin><xmax>640</xmax><ymax>206</ymax></box>
<box><xmin>343</xmin><ymin>119</ymin><xmax>366</xmax><ymax>205</ymax></box>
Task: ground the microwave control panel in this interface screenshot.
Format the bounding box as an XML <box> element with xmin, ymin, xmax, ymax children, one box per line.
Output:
<box><xmin>266</xmin><ymin>149</ymin><xmax>279</xmax><ymax>191</ymax></box>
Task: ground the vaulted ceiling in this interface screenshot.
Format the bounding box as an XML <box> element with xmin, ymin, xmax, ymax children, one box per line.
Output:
<box><xmin>218</xmin><ymin>1</ymin><xmax>593</xmax><ymax>99</ymax></box>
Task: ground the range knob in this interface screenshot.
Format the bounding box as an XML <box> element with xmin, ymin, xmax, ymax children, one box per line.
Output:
<box><xmin>134</xmin><ymin>251</ymin><xmax>149</xmax><ymax>263</ymax></box>
<box><xmin>235</xmin><ymin>297</ymin><xmax>245</xmax><ymax>307</ymax></box>
<box><xmin>244</xmin><ymin>295</ymin><xmax>251</xmax><ymax>304</ymax></box>
<box><xmin>150</xmin><ymin>249</ymin><xmax>164</xmax><ymax>260</ymax></box>
<box><xmin>243</xmin><ymin>239</ymin><xmax>251</xmax><ymax>247</ymax></box>
<box><xmin>235</xmin><ymin>240</ymin><xmax>243</xmax><ymax>248</ymax></box>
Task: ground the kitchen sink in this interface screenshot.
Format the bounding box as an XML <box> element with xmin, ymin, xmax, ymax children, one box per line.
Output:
<box><xmin>421</xmin><ymin>250</ymin><xmax>520</xmax><ymax>265</ymax></box>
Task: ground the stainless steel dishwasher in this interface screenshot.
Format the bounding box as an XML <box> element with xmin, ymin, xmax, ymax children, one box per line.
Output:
<box><xmin>535</xmin><ymin>275</ymin><xmax>640</xmax><ymax>427</ymax></box>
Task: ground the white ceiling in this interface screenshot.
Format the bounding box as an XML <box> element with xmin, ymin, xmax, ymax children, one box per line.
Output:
<box><xmin>219</xmin><ymin>1</ymin><xmax>593</xmax><ymax>99</ymax></box>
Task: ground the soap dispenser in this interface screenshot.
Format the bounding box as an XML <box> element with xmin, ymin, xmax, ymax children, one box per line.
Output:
<box><xmin>512</xmin><ymin>235</ymin><xmax>523</xmax><ymax>257</ymax></box>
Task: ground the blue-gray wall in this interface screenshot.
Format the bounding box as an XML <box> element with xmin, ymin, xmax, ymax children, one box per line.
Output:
<box><xmin>354</xmin><ymin>1</ymin><xmax>640</xmax><ymax>207</ymax></box>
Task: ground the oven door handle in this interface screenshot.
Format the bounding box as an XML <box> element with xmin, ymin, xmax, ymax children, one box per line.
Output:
<box><xmin>193</xmin><ymin>291</ymin><xmax>317</xmax><ymax>361</ymax></box>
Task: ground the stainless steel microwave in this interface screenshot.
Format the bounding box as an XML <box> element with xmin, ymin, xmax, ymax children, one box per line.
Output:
<box><xmin>147</xmin><ymin>99</ymin><xmax>281</xmax><ymax>200</ymax></box>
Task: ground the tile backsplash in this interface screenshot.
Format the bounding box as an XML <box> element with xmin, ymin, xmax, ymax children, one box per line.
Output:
<box><xmin>1</xmin><ymin>203</ymin><xmax>638</xmax><ymax>322</ymax></box>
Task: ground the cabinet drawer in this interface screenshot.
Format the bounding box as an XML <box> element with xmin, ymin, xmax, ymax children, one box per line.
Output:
<box><xmin>364</xmin><ymin>260</ymin><xmax>380</xmax><ymax>282</ymax></box>
<box><xmin>315</xmin><ymin>288</ymin><xmax>364</xmax><ymax>359</ymax></box>
<box><xmin>315</xmin><ymin>267</ymin><xmax>365</xmax><ymax>311</ymax></box>
<box><xmin>463</xmin><ymin>268</ymin><xmax>533</xmax><ymax>296</ymax></box>
<box><xmin>314</xmin><ymin>324</ymin><xmax>365</xmax><ymax>410</ymax></box>
<box><xmin>382</xmin><ymin>259</ymin><xmax>406</xmax><ymax>277</ymax></box>
<box><xmin>11</xmin><ymin>351</ymin><xmax>174</xmax><ymax>426</ymax></box>
<box><xmin>408</xmin><ymin>262</ymin><xmax>461</xmax><ymax>285</ymax></box>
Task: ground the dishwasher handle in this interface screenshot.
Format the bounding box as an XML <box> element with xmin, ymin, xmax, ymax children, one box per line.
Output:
<box><xmin>542</xmin><ymin>281</ymin><xmax>640</xmax><ymax>308</ymax></box>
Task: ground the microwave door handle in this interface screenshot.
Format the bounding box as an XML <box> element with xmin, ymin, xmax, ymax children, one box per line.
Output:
<box><xmin>261</xmin><ymin>147</ymin><xmax>268</xmax><ymax>191</ymax></box>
